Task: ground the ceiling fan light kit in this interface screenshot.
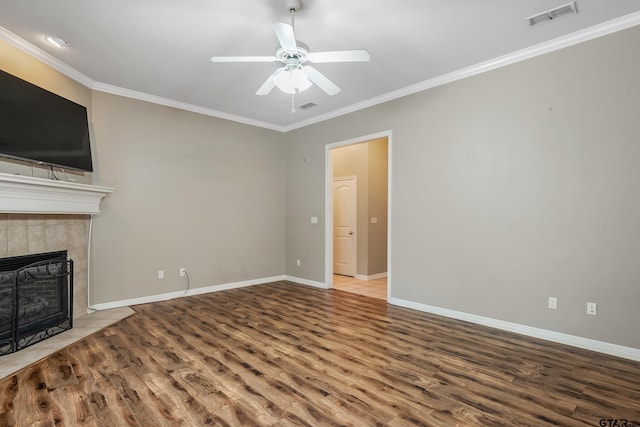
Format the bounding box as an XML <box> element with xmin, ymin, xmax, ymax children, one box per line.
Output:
<box><xmin>210</xmin><ymin>0</ymin><xmax>370</xmax><ymax>105</ymax></box>
<box><xmin>273</xmin><ymin>66</ymin><xmax>312</xmax><ymax>94</ymax></box>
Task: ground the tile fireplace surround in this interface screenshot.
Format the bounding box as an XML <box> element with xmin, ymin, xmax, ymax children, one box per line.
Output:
<box><xmin>0</xmin><ymin>172</ymin><xmax>133</xmax><ymax>378</ymax></box>
<box><xmin>1</xmin><ymin>213</ymin><xmax>91</xmax><ymax>316</ymax></box>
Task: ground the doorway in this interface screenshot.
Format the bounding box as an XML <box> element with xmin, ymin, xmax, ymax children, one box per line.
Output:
<box><xmin>325</xmin><ymin>131</ymin><xmax>391</xmax><ymax>301</ymax></box>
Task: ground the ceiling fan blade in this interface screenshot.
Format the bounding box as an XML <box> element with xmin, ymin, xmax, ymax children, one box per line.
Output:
<box><xmin>307</xmin><ymin>49</ymin><xmax>370</xmax><ymax>63</ymax></box>
<box><xmin>304</xmin><ymin>66</ymin><xmax>341</xmax><ymax>96</ymax></box>
<box><xmin>256</xmin><ymin>76</ymin><xmax>276</xmax><ymax>96</ymax></box>
<box><xmin>211</xmin><ymin>56</ymin><xmax>277</xmax><ymax>63</ymax></box>
<box><xmin>256</xmin><ymin>67</ymin><xmax>285</xmax><ymax>95</ymax></box>
<box><xmin>273</xmin><ymin>21</ymin><xmax>297</xmax><ymax>52</ymax></box>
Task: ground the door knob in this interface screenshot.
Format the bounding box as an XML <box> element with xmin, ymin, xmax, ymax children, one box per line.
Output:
<box><xmin>349</xmin><ymin>231</ymin><xmax>354</xmax><ymax>235</ymax></box>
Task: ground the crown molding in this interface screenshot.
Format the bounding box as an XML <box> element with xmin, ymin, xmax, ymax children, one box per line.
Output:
<box><xmin>0</xmin><ymin>25</ymin><xmax>95</xmax><ymax>88</ymax></box>
<box><xmin>3</xmin><ymin>11</ymin><xmax>640</xmax><ymax>133</ymax></box>
<box><xmin>282</xmin><ymin>10</ymin><xmax>640</xmax><ymax>132</ymax></box>
<box><xmin>91</xmin><ymin>83</ymin><xmax>286</xmax><ymax>132</ymax></box>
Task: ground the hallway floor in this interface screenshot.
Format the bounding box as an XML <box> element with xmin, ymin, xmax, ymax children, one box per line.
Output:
<box><xmin>332</xmin><ymin>274</ymin><xmax>387</xmax><ymax>300</ymax></box>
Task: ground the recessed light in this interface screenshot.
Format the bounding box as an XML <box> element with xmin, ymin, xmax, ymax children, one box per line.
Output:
<box><xmin>45</xmin><ymin>36</ymin><xmax>69</xmax><ymax>48</ymax></box>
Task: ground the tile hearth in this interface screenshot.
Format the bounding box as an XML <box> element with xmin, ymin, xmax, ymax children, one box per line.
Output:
<box><xmin>0</xmin><ymin>306</ymin><xmax>134</xmax><ymax>379</ymax></box>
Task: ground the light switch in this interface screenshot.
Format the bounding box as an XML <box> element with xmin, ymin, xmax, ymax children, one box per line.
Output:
<box><xmin>310</xmin><ymin>216</ymin><xmax>318</xmax><ymax>224</ymax></box>
<box><xmin>371</xmin><ymin>217</ymin><xmax>378</xmax><ymax>224</ymax></box>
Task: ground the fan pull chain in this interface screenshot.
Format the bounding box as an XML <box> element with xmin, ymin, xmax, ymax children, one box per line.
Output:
<box><xmin>290</xmin><ymin>93</ymin><xmax>296</xmax><ymax>114</ymax></box>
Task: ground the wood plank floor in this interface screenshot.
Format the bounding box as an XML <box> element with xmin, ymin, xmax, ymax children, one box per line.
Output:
<box><xmin>1</xmin><ymin>280</ymin><xmax>639</xmax><ymax>426</ymax></box>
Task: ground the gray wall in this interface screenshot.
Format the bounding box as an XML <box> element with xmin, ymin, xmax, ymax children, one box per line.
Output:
<box><xmin>1</xmin><ymin>38</ymin><xmax>286</xmax><ymax>307</ymax></box>
<box><xmin>367</xmin><ymin>138</ymin><xmax>388</xmax><ymax>276</ymax></box>
<box><xmin>285</xmin><ymin>26</ymin><xmax>640</xmax><ymax>349</ymax></box>
<box><xmin>89</xmin><ymin>92</ymin><xmax>285</xmax><ymax>304</ymax></box>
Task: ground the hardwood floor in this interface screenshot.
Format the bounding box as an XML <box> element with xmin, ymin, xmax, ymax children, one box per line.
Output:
<box><xmin>332</xmin><ymin>274</ymin><xmax>387</xmax><ymax>300</ymax></box>
<box><xmin>1</xmin><ymin>280</ymin><xmax>639</xmax><ymax>426</ymax></box>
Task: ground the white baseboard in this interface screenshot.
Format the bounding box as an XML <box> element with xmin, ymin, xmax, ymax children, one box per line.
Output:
<box><xmin>284</xmin><ymin>275</ymin><xmax>329</xmax><ymax>289</ymax></box>
<box><xmin>89</xmin><ymin>275</ymin><xmax>287</xmax><ymax>311</ymax></box>
<box><xmin>355</xmin><ymin>272</ymin><xmax>388</xmax><ymax>281</ymax></box>
<box><xmin>389</xmin><ymin>297</ymin><xmax>640</xmax><ymax>362</ymax></box>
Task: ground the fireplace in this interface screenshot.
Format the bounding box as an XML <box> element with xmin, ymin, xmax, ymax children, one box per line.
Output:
<box><xmin>0</xmin><ymin>251</ymin><xmax>73</xmax><ymax>356</ymax></box>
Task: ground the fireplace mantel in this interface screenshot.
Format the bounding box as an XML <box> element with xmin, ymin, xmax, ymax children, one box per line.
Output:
<box><xmin>0</xmin><ymin>172</ymin><xmax>114</xmax><ymax>214</ymax></box>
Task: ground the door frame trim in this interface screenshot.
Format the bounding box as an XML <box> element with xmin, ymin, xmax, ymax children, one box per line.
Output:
<box><xmin>325</xmin><ymin>130</ymin><xmax>392</xmax><ymax>301</ymax></box>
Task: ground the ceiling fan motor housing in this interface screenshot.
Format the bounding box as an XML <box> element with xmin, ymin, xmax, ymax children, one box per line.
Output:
<box><xmin>286</xmin><ymin>0</ymin><xmax>302</xmax><ymax>12</ymax></box>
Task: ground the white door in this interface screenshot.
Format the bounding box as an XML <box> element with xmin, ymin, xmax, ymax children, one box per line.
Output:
<box><xmin>333</xmin><ymin>177</ymin><xmax>356</xmax><ymax>276</ymax></box>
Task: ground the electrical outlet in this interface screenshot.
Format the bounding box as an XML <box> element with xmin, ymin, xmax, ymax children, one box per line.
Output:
<box><xmin>587</xmin><ymin>302</ymin><xmax>597</xmax><ymax>316</ymax></box>
<box><xmin>180</xmin><ymin>267</ymin><xmax>186</xmax><ymax>277</ymax></box>
<box><xmin>296</xmin><ymin>259</ymin><xmax>301</xmax><ymax>266</ymax></box>
<box><xmin>158</xmin><ymin>270</ymin><xmax>164</xmax><ymax>279</ymax></box>
<box><xmin>548</xmin><ymin>297</ymin><xmax>557</xmax><ymax>310</ymax></box>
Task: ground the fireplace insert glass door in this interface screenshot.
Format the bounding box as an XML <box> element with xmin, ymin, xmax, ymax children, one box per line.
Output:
<box><xmin>0</xmin><ymin>251</ymin><xmax>73</xmax><ymax>356</ymax></box>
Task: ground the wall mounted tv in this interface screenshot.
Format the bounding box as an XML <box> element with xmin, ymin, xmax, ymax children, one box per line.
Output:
<box><xmin>0</xmin><ymin>69</ymin><xmax>93</xmax><ymax>172</ymax></box>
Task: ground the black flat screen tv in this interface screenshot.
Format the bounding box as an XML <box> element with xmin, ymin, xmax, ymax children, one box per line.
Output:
<box><xmin>0</xmin><ymin>69</ymin><xmax>93</xmax><ymax>172</ymax></box>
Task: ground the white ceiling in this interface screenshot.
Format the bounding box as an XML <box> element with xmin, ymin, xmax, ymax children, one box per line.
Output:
<box><xmin>1</xmin><ymin>1</ymin><xmax>639</xmax><ymax>131</ymax></box>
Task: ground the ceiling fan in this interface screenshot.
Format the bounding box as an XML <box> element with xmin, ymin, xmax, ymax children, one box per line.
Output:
<box><xmin>210</xmin><ymin>0</ymin><xmax>370</xmax><ymax>98</ymax></box>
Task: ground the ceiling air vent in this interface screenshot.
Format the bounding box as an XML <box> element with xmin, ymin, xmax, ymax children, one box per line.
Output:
<box><xmin>526</xmin><ymin>2</ymin><xmax>578</xmax><ymax>27</ymax></box>
<box><xmin>298</xmin><ymin>102</ymin><xmax>317</xmax><ymax>110</ymax></box>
